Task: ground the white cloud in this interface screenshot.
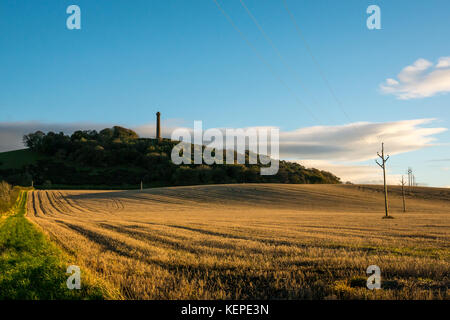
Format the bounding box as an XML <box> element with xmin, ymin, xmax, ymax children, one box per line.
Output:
<box><xmin>385</xmin><ymin>78</ymin><xmax>399</xmax><ymax>86</ymax></box>
<box><xmin>436</xmin><ymin>57</ymin><xmax>450</xmax><ymax>68</ymax></box>
<box><xmin>380</xmin><ymin>57</ymin><xmax>450</xmax><ymax>99</ymax></box>
<box><xmin>134</xmin><ymin>119</ymin><xmax>446</xmax><ymax>162</ymax></box>
<box><xmin>279</xmin><ymin>119</ymin><xmax>445</xmax><ymax>184</ymax></box>
<box><xmin>298</xmin><ymin>160</ymin><xmax>402</xmax><ymax>185</ymax></box>
<box><xmin>278</xmin><ymin>119</ymin><xmax>446</xmax><ymax>162</ymax></box>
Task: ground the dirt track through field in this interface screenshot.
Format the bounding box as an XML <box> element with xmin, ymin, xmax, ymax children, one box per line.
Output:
<box><xmin>26</xmin><ymin>184</ymin><xmax>450</xmax><ymax>299</ymax></box>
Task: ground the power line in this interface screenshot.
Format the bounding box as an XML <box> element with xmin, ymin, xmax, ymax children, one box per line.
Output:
<box><xmin>215</xmin><ymin>0</ymin><xmax>389</xmax><ymax>177</ymax></box>
<box><xmin>281</xmin><ymin>0</ymin><xmax>380</xmax><ymax>149</ymax></box>
<box><xmin>281</xmin><ymin>0</ymin><xmax>352</xmax><ymax>123</ymax></box>
<box><xmin>212</xmin><ymin>0</ymin><xmax>319</xmax><ymax>122</ymax></box>
<box><xmin>238</xmin><ymin>0</ymin><xmax>330</xmax><ymax>122</ymax></box>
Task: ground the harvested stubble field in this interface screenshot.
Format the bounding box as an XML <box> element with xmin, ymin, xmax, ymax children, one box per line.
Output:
<box><xmin>26</xmin><ymin>184</ymin><xmax>450</xmax><ymax>299</ymax></box>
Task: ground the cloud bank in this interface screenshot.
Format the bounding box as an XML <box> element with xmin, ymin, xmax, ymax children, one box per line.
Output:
<box><xmin>133</xmin><ymin>119</ymin><xmax>445</xmax><ymax>162</ymax></box>
<box><xmin>298</xmin><ymin>160</ymin><xmax>403</xmax><ymax>185</ymax></box>
<box><xmin>380</xmin><ymin>57</ymin><xmax>450</xmax><ymax>99</ymax></box>
<box><xmin>0</xmin><ymin>122</ymin><xmax>110</xmax><ymax>152</ymax></box>
<box><xmin>278</xmin><ymin>119</ymin><xmax>446</xmax><ymax>161</ymax></box>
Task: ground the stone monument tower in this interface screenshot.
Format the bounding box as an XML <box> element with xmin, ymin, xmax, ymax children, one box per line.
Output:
<box><xmin>156</xmin><ymin>111</ymin><xmax>161</xmax><ymax>142</ymax></box>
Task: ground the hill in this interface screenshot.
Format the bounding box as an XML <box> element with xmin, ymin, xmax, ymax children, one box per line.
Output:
<box><xmin>0</xmin><ymin>149</ymin><xmax>47</xmax><ymax>170</ymax></box>
<box><xmin>0</xmin><ymin>126</ymin><xmax>341</xmax><ymax>188</ymax></box>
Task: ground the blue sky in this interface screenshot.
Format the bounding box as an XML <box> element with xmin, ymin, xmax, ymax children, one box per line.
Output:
<box><xmin>1</xmin><ymin>0</ymin><xmax>449</xmax><ymax>186</ymax></box>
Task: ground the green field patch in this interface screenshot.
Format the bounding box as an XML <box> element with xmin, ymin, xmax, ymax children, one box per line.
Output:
<box><xmin>0</xmin><ymin>149</ymin><xmax>46</xmax><ymax>170</ymax></box>
<box><xmin>327</xmin><ymin>242</ymin><xmax>449</xmax><ymax>260</ymax></box>
<box><xmin>0</xmin><ymin>191</ymin><xmax>107</xmax><ymax>299</ymax></box>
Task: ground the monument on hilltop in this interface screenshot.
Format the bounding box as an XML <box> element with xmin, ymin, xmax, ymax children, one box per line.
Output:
<box><xmin>156</xmin><ymin>111</ymin><xmax>161</xmax><ymax>142</ymax></box>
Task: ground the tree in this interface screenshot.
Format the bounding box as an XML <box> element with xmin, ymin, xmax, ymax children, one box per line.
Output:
<box><xmin>113</xmin><ymin>126</ymin><xmax>139</xmax><ymax>141</ymax></box>
<box><xmin>99</xmin><ymin>128</ymin><xmax>114</xmax><ymax>142</ymax></box>
<box><xmin>23</xmin><ymin>131</ymin><xmax>45</xmax><ymax>150</ymax></box>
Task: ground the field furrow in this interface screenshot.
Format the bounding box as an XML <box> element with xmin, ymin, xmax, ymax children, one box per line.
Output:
<box><xmin>26</xmin><ymin>184</ymin><xmax>450</xmax><ymax>299</ymax></box>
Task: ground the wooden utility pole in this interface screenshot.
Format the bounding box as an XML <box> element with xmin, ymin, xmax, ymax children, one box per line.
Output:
<box><xmin>376</xmin><ymin>143</ymin><xmax>391</xmax><ymax>218</ymax></box>
<box><xmin>400</xmin><ymin>176</ymin><xmax>406</xmax><ymax>212</ymax></box>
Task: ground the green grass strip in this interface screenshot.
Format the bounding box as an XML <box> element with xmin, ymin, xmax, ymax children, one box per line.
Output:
<box><xmin>0</xmin><ymin>191</ymin><xmax>106</xmax><ymax>300</ymax></box>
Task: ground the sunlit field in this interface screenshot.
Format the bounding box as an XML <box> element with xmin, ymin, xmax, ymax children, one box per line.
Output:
<box><xmin>26</xmin><ymin>184</ymin><xmax>450</xmax><ymax>299</ymax></box>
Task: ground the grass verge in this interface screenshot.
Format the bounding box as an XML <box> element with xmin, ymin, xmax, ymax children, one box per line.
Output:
<box><xmin>0</xmin><ymin>191</ymin><xmax>110</xmax><ymax>299</ymax></box>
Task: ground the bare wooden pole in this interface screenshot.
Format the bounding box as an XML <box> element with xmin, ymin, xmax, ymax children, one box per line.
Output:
<box><xmin>400</xmin><ymin>176</ymin><xmax>406</xmax><ymax>213</ymax></box>
<box><xmin>376</xmin><ymin>143</ymin><xmax>390</xmax><ymax>218</ymax></box>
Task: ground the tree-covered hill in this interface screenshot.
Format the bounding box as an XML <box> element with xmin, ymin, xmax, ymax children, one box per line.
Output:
<box><xmin>0</xmin><ymin>126</ymin><xmax>341</xmax><ymax>189</ymax></box>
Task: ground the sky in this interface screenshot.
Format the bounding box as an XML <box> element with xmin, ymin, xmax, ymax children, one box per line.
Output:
<box><xmin>0</xmin><ymin>0</ymin><xmax>449</xmax><ymax>186</ymax></box>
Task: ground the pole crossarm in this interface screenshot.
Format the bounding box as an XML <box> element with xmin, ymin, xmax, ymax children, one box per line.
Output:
<box><xmin>375</xmin><ymin>160</ymin><xmax>383</xmax><ymax>168</ymax></box>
